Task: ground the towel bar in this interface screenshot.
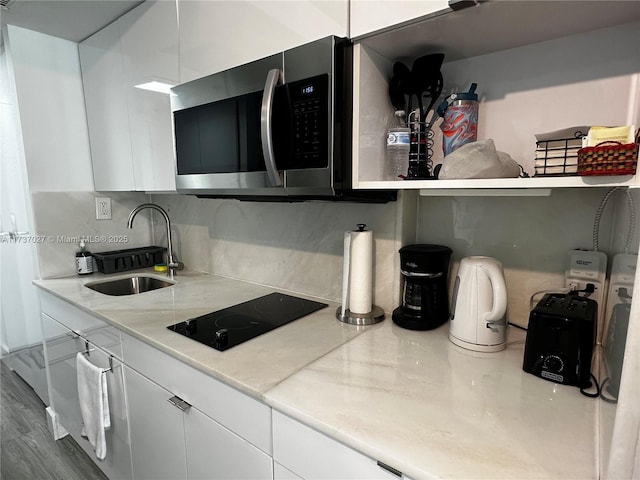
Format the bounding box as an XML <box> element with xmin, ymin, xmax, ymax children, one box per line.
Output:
<box><xmin>82</xmin><ymin>343</ymin><xmax>114</xmax><ymax>374</ymax></box>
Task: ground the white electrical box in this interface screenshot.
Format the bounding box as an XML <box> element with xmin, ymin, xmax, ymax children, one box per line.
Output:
<box><xmin>565</xmin><ymin>249</ymin><xmax>608</xmax><ymax>325</ymax></box>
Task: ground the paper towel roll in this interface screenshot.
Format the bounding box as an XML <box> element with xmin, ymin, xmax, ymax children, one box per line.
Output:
<box><xmin>345</xmin><ymin>227</ymin><xmax>373</xmax><ymax>315</ymax></box>
<box><xmin>341</xmin><ymin>231</ymin><xmax>351</xmax><ymax>317</ymax></box>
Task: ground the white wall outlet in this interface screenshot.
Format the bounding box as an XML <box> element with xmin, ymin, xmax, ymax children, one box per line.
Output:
<box><xmin>564</xmin><ymin>249</ymin><xmax>608</xmax><ymax>328</ymax></box>
<box><xmin>95</xmin><ymin>197</ymin><xmax>111</xmax><ymax>220</ymax></box>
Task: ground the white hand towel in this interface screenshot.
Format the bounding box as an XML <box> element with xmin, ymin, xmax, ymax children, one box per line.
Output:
<box><xmin>76</xmin><ymin>352</ymin><xmax>111</xmax><ymax>460</ymax></box>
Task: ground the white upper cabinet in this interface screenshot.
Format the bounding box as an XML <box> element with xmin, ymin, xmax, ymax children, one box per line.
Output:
<box><xmin>79</xmin><ymin>0</ymin><xmax>178</xmax><ymax>192</ymax></box>
<box><xmin>119</xmin><ymin>0</ymin><xmax>179</xmax><ymax>192</ymax></box>
<box><xmin>177</xmin><ymin>0</ymin><xmax>349</xmax><ymax>83</ymax></box>
<box><xmin>350</xmin><ymin>0</ymin><xmax>450</xmax><ymax>38</ymax></box>
<box><xmin>80</xmin><ymin>21</ymin><xmax>135</xmax><ymax>191</ymax></box>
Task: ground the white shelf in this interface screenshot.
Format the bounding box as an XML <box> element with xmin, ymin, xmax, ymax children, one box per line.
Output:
<box><xmin>357</xmin><ymin>175</ymin><xmax>638</xmax><ymax>195</ymax></box>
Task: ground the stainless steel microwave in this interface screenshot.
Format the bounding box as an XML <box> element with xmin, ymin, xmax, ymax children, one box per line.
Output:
<box><xmin>170</xmin><ymin>36</ymin><xmax>394</xmax><ymax>202</ymax></box>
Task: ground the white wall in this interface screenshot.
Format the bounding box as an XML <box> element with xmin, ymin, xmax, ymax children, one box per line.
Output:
<box><xmin>431</xmin><ymin>22</ymin><xmax>640</xmax><ymax>173</ymax></box>
<box><xmin>7</xmin><ymin>26</ymin><xmax>94</xmax><ymax>192</ymax></box>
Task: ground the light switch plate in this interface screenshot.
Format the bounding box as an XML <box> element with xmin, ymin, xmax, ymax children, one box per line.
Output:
<box><xmin>95</xmin><ymin>197</ymin><xmax>111</xmax><ymax>220</ymax></box>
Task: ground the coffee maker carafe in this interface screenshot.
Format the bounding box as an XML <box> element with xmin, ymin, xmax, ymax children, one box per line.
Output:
<box><xmin>392</xmin><ymin>244</ymin><xmax>452</xmax><ymax>330</ymax></box>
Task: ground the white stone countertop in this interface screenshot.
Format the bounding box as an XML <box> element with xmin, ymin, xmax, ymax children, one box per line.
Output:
<box><xmin>34</xmin><ymin>268</ymin><xmax>365</xmax><ymax>397</ymax></box>
<box><xmin>34</xmin><ymin>269</ymin><xmax>597</xmax><ymax>480</ymax></box>
<box><xmin>265</xmin><ymin>320</ymin><xmax>597</xmax><ymax>480</ymax></box>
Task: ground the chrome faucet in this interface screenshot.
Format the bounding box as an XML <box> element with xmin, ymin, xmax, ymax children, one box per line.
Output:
<box><xmin>127</xmin><ymin>203</ymin><xmax>183</xmax><ymax>274</ymax></box>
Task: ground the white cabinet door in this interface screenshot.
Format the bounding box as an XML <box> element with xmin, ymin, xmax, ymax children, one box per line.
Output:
<box><xmin>124</xmin><ymin>365</ymin><xmax>187</xmax><ymax>480</ymax></box>
<box><xmin>350</xmin><ymin>0</ymin><xmax>450</xmax><ymax>38</ymax></box>
<box><xmin>80</xmin><ymin>0</ymin><xmax>178</xmax><ymax>192</ymax></box>
<box><xmin>122</xmin><ymin>331</ymin><xmax>272</xmax><ymax>455</ymax></box>
<box><xmin>79</xmin><ymin>20</ymin><xmax>135</xmax><ymax>191</ymax></box>
<box><xmin>273</xmin><ymin>410</ymin><xmax>405</xmax><ymax>480</ymax></box>
<box><xmin>119</xmin><ymin>0</ymin><xmax>178</xmax><ymax>192</ymax></box>
<box><xmin>184</xmin><ymin>406</ymin><xmax>273</xmax><ymax>480</ymax></box>
<box><xmin>178</xmin><ymin>0</ymin><xmax>349</xmax><ymax>83</ymax></box>
<box><xmin>42</xmin><ymin>314</ymin><xmax>133</xmax><ymax>480</ymax></box>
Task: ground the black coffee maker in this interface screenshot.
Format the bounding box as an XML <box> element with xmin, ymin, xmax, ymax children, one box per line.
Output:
<box><xmin>392</xmin><ymin>244</ymin><xmax>452</xmax><ymax>330</ymax></box>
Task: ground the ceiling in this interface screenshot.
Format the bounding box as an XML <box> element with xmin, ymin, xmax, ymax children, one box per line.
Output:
<box><xmin>1</xmin><ymin>0</ymin><xmax>144</xmax><ymax>43</ymax></box>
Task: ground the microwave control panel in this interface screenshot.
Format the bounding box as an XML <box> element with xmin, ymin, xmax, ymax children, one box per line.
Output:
<box><xmin>289</xmin><ymin>74</ymin><xmax>329</xmax><ymax>168</ymax></box>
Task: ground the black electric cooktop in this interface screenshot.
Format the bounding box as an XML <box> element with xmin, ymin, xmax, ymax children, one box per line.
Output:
<box><xmin>167</xmin><ymin>292</ymin><xmax>327</xmax><ymax>351</ymax></box>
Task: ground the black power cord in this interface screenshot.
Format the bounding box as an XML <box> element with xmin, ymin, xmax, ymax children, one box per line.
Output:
<box><xmin>580</xmin><ymin>373</ymin><xmax>601</xmax><ymax>398</ymax></box>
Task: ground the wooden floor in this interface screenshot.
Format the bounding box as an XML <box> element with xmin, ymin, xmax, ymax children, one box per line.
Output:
<box><xmin>0</xmin><ymin>361</ymin><xmax>108</xmax><ymax>480</ymax></box>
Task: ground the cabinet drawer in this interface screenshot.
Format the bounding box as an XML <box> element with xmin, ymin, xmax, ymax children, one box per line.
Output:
<box><xmin>273</xmin><ymin>410</ymin><xmax>407</xmax><ymax>480</ymax></box>
<box><xmin>40</xmin><ymin>290</ymin><xmax>122</xmax><ymax>359</ymax></box>
<box><xmin>122</xmin><ymin>332</ymin><xmax>272</xmax><ymax>455</ymax></box>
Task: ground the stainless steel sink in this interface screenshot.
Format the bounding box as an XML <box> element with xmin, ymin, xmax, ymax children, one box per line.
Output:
<box><xmin>85</xmin><ymin>276</ymin><xmax>174</xmax><ymax>296</ymax></box>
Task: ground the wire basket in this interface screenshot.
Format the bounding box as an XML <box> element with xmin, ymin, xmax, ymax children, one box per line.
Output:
<box><xmin>577</xmin><ymin>141</ymin><xmax>638</xmax><ymax>176</ymax></box>
<box><xmin>534</xmin><ymin>137</ymin><xmax>582</xmax><ymax>176</ymax></box>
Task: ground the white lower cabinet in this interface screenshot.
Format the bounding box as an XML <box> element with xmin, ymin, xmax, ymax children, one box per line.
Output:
<box><xmin>273</xmin><ymin>410</ymin><xmax>411</xmax><ymax>480</ymax></box>
<box><xmin>124</xmin><ymin>365</ymin><xmax>187</xmax><ymax>480</ymax></box>
<box><xmin>183</xmin><ymin>402</ymin><xmax>273</xmax><ymax>480</ymax></box>
<box><xmin>122</xmin><ymin>331</ymin><xmax>273</xmax><ymax>480</ymax></box>
<box><xmin>42</xmin><ymin>313</ymin><xmax>133</xmax><ymax>480</ymax></box>
<box><xmin>125</xmin><ymin>364</ymin><xmax>273</xmax><ymax>480</ymax></box>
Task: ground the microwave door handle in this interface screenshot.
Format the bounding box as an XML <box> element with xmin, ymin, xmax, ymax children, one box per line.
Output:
<box><xmin>260</xmin><ymin>68</ymin><xmax>283</xmax><ymax>187</ymax></box>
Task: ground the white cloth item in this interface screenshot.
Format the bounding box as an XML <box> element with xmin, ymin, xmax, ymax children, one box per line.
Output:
<box><xmin>439</xmin><ymin>138</ymin><xmax>521</xmax><ymax>179</ymax></box>
<box><xmin>76</xmin><ymin>352</ymin><xmax>111</xmax><ymax>460</ymax></box>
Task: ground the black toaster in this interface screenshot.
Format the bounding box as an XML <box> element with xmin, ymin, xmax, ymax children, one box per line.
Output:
<box><xmin>523</xmin><ymin>293</ymin><xmax>597</xmax><ymax>388</ymax></box>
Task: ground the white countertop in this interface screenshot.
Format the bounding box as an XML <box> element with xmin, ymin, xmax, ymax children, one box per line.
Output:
<box><xmin>34</xmin><ymin>269</ymin><xmax>364</xmax><ymax>397</ymax></box>
<box><xmin>34</xmin><ymin>269</ymin><xmax>597</xmax><ymax>480</ymax></box>
<box><xmin>265</xmin><ymin>321</ymin><xmax>597</xmax><ymax>479</ymax></box>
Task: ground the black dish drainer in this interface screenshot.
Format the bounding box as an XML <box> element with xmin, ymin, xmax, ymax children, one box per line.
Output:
<box><xmin>92</xmin><ymin>246</ymin><xmax>166</xmax><ymax>274</ymax></box>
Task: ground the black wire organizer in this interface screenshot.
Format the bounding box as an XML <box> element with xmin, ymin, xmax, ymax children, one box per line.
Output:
<box><xmin>534</xmin><ymin>136</ymin><xmax>583</xmax><ymax>177</ymax></box>
<box><xmin>92</xmin><ymin>246</ymin><xmax>166</xmax><ymax>274</ymax></box>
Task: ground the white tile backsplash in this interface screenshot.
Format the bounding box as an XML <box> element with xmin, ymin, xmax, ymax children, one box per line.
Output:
<box><xmin>150</xmin><ymin>193</ymin><xmax>407</xmax><ymax>312</ymax></box>
<box><xmin>31</xmin><ymin>191</ymin><xmax>153</xmax><ymax>278</ymax></box>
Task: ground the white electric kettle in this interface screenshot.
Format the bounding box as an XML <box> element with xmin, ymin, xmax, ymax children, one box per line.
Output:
<box><xmin>449</xmin><ymin>256</ymin><xmax>508</xmax><ymax>352</ymax></box>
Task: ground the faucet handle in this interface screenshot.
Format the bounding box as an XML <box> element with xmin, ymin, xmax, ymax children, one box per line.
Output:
<box><xmin>169</xmin><ymin>261</ymin><xmax>185</xmax><ymax>272</ymax></box>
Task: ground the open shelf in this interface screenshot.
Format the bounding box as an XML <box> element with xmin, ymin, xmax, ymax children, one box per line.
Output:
<box><xmin>351</xmin><ymin>2</ymin><xmax>640</xmax><ymax>195</ymax></box>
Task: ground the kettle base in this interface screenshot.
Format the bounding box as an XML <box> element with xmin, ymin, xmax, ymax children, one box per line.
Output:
<box><xmin>392</xmin><ymin>307</ymin><xmax>446</xmax><ymax>331</ymax></box>
<box><xmin>449</xmin><ymin>333</ymin><xmax>506</xmax><ymax>353</ymax></box>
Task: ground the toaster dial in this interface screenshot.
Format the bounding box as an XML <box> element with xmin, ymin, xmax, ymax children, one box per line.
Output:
<box><xmin>543</xmin><ymin>355</ymin><xmax>565</xmax><ymax>373</ymax></box>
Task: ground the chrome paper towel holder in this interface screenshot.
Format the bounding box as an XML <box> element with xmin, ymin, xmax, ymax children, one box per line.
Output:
<box><xmin>336</xmin><ymin>224</ymin><xmax>385</xmax><ymax>325</ymax></box>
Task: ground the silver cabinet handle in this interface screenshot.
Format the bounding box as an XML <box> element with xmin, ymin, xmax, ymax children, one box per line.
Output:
<box><xmin>376</xmin><ymin>461</ymin><xmax>402</xmax><ymax>478</ymax></box>
<box><xmin>260</xmin><ymin>68</ymin><xmax>283</xmax><ymax>187</ymax></box>
<box><xmin>167</xmin><ymin>395</ymin><xmax>191</xmax><ymax>412</ymax></box>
